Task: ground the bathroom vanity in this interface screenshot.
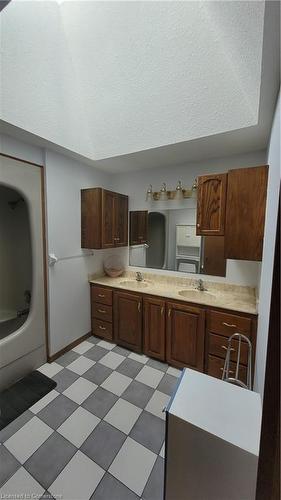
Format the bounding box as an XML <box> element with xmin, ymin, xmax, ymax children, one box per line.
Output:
<box><xmin>89</xmin><ymin>273</ymin><xmax>257</xmax><ymax>384</ymax></box>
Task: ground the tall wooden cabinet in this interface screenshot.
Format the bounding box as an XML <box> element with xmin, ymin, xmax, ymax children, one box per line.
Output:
<box><xmin>166</xmin><ymin>302</ymin><xmax>205</xmax><ymax>371</ymax></box>
<box><xmin>114</xmin><ymin>291</ymin><xmax>142</xmax><ymax>352</ymax></box>
<box><xmin>196</xmin><ymin>173</ymin><xmax>227</xmax><ymax>236</ymax></box>
<box><xmin>143</xmin><ymin>297</ymin><xmax>165</xmax><ymax>360</ymax></box>
<box><xmin>81</xmin><ymin>188</ymin><xmax>128</xmax><ymax>249</ymax></box>
<box><xmin>225</xmin><ymin>166</ymin><xmax>268</xmax><ymax>261</ymax></box>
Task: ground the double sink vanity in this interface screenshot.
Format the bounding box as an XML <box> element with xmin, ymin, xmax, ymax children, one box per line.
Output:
<box><xmin>82</xmin><ymin>165</ymin><xmax>268</xmax><ymax>386</ymax></box>
<box><xmin>89</xmin><ymin>271</ymin><xmax>257</xmax><ymax>385</ymax></box>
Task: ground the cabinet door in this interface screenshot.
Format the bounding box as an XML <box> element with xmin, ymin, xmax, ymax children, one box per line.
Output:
<box><xmin>114</xmin><ymin>291</ymin><xmax>142</xmax><ymax>352</ymax></box>
<box><xmin>225</xmin><ymin>166</ymin><xmax>268</xmax><ymax>261</ymax></box>
<box><xmin>166</xmin><ymin>302</ymin><xmax>205</xmax><ymax>370</ymax></box>
<box><xmin>114</xmin><ymin>194</ymin><xmax>128</xmax><ymax>247</ymax></box>
<box><xmin>196</xmin><ymin>173</ymin><xmax>227</xmax><ymax>236</ymax></box>
<box><xmin>130</xmin><ymin>211</ymin><xmax>148</xmax><ymax>245</ymax></box>
<box><xmin>143</xmin><ymin>297</ymin><xmax>165</xmax><ymax>361</ymax></box>
<box><xmin>202</xmin><ymin>236</ymin><xmax>226</xmax><ymax>277</ymax></box>
<box><xmin>101</xmin><ymin>190</ymin><xmax>115</xmax><ymax>248</ymax></box>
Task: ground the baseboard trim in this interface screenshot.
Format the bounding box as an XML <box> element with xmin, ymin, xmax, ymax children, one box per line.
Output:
<box><xmin>47</xmin><ymin>331</ymin><xmax>92</xmax><ymax>363</ymax></box>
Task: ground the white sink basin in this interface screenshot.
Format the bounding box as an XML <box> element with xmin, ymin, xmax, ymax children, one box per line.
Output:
<box><xmin>119</xmin><ymin>280</ymin><xmax>151</xmax><ymax>289</ymax></box>
<box><xmin>178</xmin><ymin>289</ymin><xmax>217</xmax><ymax>301</ymax></box>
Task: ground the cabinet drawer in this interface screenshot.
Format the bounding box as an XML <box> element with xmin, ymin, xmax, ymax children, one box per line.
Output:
<box><xmin>92</xmin><ymin>303</ymin><xmax>112</xmax><ymax>322</ymax></box>
<box><xmin>207</xmin><ymin>355</ymin><xmax>247</xmax><ymax>385</ymax></box>
<box><xmin>208</xmin><ymin>310</ymin><xmax>252</xmax><ymax>338</ymax></box>
<box><xmin>91</xmin><ymin>286</ymin><xmax>112</xmax><ymax>306</ymax></box>
<box><xmin>208</xmin><ymin>333</ymin><xmax>248</xmax><ymax>365</ymax></box>
<box><xmin>92</xmin><ymin>319</ymin><xmax>113</xmax><ymax>340</ymax></box>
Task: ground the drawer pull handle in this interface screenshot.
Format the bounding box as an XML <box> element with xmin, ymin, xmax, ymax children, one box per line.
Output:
<box><xmin>138</xmin><ymin>302</ymin><xmax>141</xmax><ymax>313</ymax></box>
<box><xmin>222</xmin><ymin>322</ymin><xmax>237</xmax><ymax>328</ymax></box>
<box><xmin>221</xmin><ymin>345</ymin><xmax>235</xmax><ymax>352</ymax></box>
<box><xmin>99</xmin><ymin>325</ymin><xmax>106</xmax><ymax>330</ymax></box>
<box><xmin>161</xmin><ymin>306</ymin><xmax>164</xmax><ymax>316</ymax></box>
<box><xmin>98</xmin><ymin>309</ymin><xmax>106</xmax><ymax>314</ymax></box>
<box><xmin>220</xmin><ymin>368</ymin><xmax>234</xmax><ymax>374</ymax></box>
<box><xmin>98</xmin><ymin>294</ymin><xmax>105</xmax><ymax>298</ymax></box>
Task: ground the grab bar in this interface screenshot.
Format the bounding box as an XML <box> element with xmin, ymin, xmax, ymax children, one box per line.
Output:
<box><xmin>48</xmin><ymin>252</ymin><xmax>94</xmax><ymax>266</ymax></box>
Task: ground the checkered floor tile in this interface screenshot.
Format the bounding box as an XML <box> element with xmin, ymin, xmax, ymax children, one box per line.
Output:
<box><xmin>0</xmin><ymin>336</ymin><xmax>181</xmax><ymax>499</ymax></box>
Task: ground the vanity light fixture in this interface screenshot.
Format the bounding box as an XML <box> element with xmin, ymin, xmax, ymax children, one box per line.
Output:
<box><xmin>146</xmin><ymin>184</ymin><xmax>153</xmax><ymax>202</ymax></box>
<box><xmin>192</xmin><ymin>179</ymin><xmax>198</xmax><ymax>191</ymax></box>
<box><xmin>146</xmin><ymin>180</ymin><xmax>195</xmax><ymax>201</ymax></box>
<box><xmin>174</xmin><ymin>180</ymin><xmax>184</xmax><ymax>200</ymax></box>
<box><xmin>159</xmin><ymin>182</ymin><xmax>168</xmax><ymax>201</ymax></box>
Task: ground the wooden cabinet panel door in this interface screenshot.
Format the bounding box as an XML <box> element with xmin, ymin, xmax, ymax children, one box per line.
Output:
<box><xmin>225</xmin><ymin>166</ymin><xmax>268</xmax><ymax>261</ymax></box>
<box><xmin>114</xmin><ymin>194</ymin><xmax>128</xmax><ymax>247</ymax></box>
<box><xmin>114</xmin><ymin>291</ymin><xmax>142</xmax><ymax>352</ymax></box>
<box><xmin>202</xmin><ymin>236</ymin><xmax>226</xmax><ymax>277</ymax></box>
<box><xmin>196</xmin><ymin>173</ymin><xmax>227</xmax><ymax>236</ymax></box>
<box><xmin>101</xmin><ymin>190</ymin><xmax>115</xmax><ymax>248</ymax></box>
<box><xmin>166</xmin><ymin>302</ymin><xmax>205</xmax><ymax>370</ymax></box>
<box><xmin>130</xmin><ymin>211</ymin><xmax>148</xmax><ymax>245</ymax></box>
<box><xmin>143</xmin><ymin>297</ymin><xmax>165</xmax><ymax>361</ymax></box>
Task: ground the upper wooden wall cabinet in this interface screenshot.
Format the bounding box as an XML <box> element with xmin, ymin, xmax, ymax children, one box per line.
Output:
<box><xmin>225</xmin><ymin>166</ymin><xmax>268</xmax><ymax>261</ymax></box>
<box><xmin>81</xmin><ymin>188</ymin><xmax>128</xmax><ymax>249</ymax></box>
<box><xmin>196</xmin><ymin>173</ymin><xmax>227</xmax><ymax>236</ymax></box>
<box><xmin>130</xmin><ymin>210</ymin><xmax>148</xmax><ymax>245</ymax></box>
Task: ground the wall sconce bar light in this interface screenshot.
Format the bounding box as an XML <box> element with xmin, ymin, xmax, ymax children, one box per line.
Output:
<box><xmin>146</xmin><ymin>179</ymin><xmax>197</xmax><ymax>201</ymax></box>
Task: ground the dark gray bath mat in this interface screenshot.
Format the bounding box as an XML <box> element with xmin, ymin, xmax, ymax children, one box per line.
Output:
<box><xmin>0</xmin><ymin>370</ymin><xmax>57</xmax><ymax>430</ymax></box>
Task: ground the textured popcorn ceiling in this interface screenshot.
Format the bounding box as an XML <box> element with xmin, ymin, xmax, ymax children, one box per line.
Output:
<box><xmin>0</xmin><ymin>1</ymin><xmax>279</xmax><ymax>171</ymax></box>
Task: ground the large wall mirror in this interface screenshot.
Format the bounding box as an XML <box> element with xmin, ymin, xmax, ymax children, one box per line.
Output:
<box><xmin>129</xmin><ymin>209</ymin><xmax>226</xmax><ymax>277</ymax></box>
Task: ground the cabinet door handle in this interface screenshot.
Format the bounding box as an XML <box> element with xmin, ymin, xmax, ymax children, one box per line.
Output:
<box><xmin>222</xmin><ymin>322</ymin><xmax>237</xmax><ymax>328</ymax></box>
<box><xmin>221</xmin><ymin>345</ymin><xmax>235</xmax><ymax>352</ymax></box>
<box><xmin>138</xmin><ymin>302</ymin><xmax>141</xmax><ymax>313</ymax></box>
<box><xmin>99</xmin><ymin>325</ymin><xmax>106</xmax><ymax>330</ymax></box>
<box><xmin>161</xmin><ymin>306</ymin><xmax>164</xmax><ymax>316</ymax></box>
<box><xmin>168</xmin><ymin>308</ymin><xmax>171</xmax><ymax>317</ymax></box>
<box><xmin>114</xmin><ymin>237</ymin><xmax>120</xmax><ymax>241</ymax></box>
<box><xmin>138</xmin><ymin>236</ymin><xmax>143</xmax><ymax>239</ymax></box>
<box><xmin>98</xmin><ymin>309</ymin><xmax>106</xmax><ymax>314</ymax></box>
<box><xmin>98</xmin><ymin>294</ymin><xmax>105</xmax><ymax>298</ymax></box>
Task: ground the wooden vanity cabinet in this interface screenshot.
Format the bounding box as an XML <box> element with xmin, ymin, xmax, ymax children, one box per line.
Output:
<box><xmin>91</xmin><ymin>285</ymin><xmax>113</xmax><ymax>341</ymax></box>
<box><xmin>196</xmin><ymin>173</ymin><xmax>227</xmax><ymax>236</ymax></box>
<box><xmin>225</xmin><ymin>165</ymin><xmax>268</xmax><ymax>261</ymax></box>
<box><xmin>143</xmin><ymin>297</ymin><xmax>166</xmax><ymax>360</ymax></box>
<box><xmin>90</xmin><ymin>284</ymin><xmax>257</xmax><ymax>378</ymax></box>
<box><xmin>205</xmin><ymin>309</ymin><xmax>257</xmax><ymax>386</ymax></box>
<box><xmin>114</xmin><ymin>291</ymin><xmax>143</xmax><ymax>352</ymax></box>
<box><xmin>81</xmin><ymin>188</ymin><xmax>128</xmax><ymax>249</ymax></box>
<box><xmin>166</xmin><ymin>302</ymin><xmax>205</xmax><ymax>371</ymax></box>
<box><xmin>130</xmin><ymin>211</ymin><xmax>148</xmax><ymax>245</ymax></box>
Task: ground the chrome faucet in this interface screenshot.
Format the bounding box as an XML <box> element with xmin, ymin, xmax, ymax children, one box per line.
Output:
<box><xmin>195</xmin><ymin>279</ymin><xmax>207</xmax><ymax>291</ymax></box>
<box><xmin>136</xmin><ymin>272</ymin><xmax>144</xmax><ymax>282</ymax></box>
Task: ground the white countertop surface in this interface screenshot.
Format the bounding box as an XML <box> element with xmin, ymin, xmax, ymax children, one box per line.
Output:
<box><xmin>89</xmin><ymin>271</ymin><xmax>258</xmax><ymax>315</ymax></box>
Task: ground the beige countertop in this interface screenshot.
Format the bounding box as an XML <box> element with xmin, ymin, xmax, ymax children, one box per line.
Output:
<box><xmin>89</xmin><ymin>271</ymin><xmax>258</xmax><ymax>315</ymax></box>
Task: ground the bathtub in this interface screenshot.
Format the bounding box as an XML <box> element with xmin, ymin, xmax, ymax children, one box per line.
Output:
<box><xmin>0</xmin><ymin>310</ymin><xmax>27</xmax><ymax>341</ymax></box>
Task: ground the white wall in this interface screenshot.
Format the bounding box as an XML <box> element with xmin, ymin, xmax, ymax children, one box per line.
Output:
<box><xmin>111</xmin><ymin>149</ymin><xmax>266</xmax><ymax>287</ymax></box>
<box><xmin>45</xmin><ymin>150</ymin><xmax>129</xmax><ymax>355</ymax></box>
<box><xmin>254</xmin><ymin>93</ymin><xmax>280</xmax><ymax>397</ymax></box>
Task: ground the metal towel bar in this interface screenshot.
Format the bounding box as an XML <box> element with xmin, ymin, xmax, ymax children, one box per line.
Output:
<box><xmin>221</xmin><ymin>333</ymin><xmax>252</xmax><ymax>390</ymax></box>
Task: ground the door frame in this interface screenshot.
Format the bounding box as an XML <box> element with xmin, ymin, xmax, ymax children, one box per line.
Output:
<box><xmin>0</xmin><ymin>152</ymin><xmax>50</xmax><ymax>360</ymax></box>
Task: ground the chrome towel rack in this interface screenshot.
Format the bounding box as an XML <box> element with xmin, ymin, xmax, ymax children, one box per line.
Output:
<box><xmin>221</xmin><ymin>333</ymin><xmax>252</xmax><ymax>390</ymax></box>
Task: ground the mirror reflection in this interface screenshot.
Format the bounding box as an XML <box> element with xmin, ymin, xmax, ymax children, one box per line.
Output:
<box><xmin>129</xmin><ymin>209</ymin><xmax>226</xmax><ymax>277</ymax></box>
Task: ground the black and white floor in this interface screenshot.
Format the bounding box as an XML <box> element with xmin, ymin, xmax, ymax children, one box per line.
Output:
<box><xmin>0</xmin><ymin>336</ymin><xmax>181</xmax><ymax>500</ymax></box>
